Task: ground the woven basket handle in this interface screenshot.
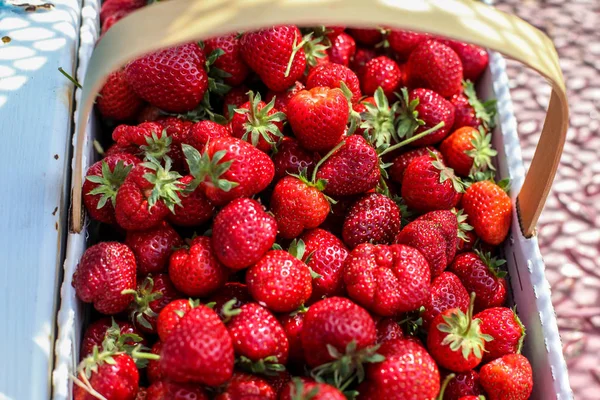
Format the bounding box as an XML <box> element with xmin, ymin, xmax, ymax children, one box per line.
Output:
<box><xmin>71</xmin><ymin>0</ymin><xmax>568</xmax><ymax>237</ymax></box>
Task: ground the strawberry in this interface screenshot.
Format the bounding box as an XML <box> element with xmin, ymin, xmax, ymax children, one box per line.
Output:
<box><xmin>265</xmin><ymin>81</ymin><xmax>305</xmax><ymax>115</ymax></box>
<box><xmin>401</xmin><ymin>153</ymin><xmax>463</xmax><ymax>213</ymax></box>
<box><xmin>462</xmin><ymin>180</ymin><xmax>511</xmax><ymax>245</ymax></box>
<box><xmin>301</xmin><ymin>297</ymin><xmax>376</xmax><ymax>368</ymax></box>
<box><xmin>212</xmin><ymin>198</ymin><xmax>277</xmax><ymax>269</ymax></box>
<box><xmin>344</xmin><ymin>243</ymin><xmax>430</xmax><ymax>316</ymax></box>
<box><xmin>280</xmin><ymin>378</ymin><xmax>345</xmax><ymax>400</ymax></box>
<box><xmin>204</xmin><ymin>33</ymin><xmax>249</xmax><ymax>86</ymax></box>
<box><xmin>111</xmin><ymin>122</ymin><xmax>172</xmax><ymax>162</ymax></box>
<box><xmin>451</xmin><ymin>80</ymin><xmax>497</xmax><ymax>131</ymax></box>
<box><xmin>168</xmin><ymin>236</ymin><xmax>229</xmax><ymax>297</ymax></box>
<box><xmin>395</xmin><ymin>219</ymin><xmax>448</xmax><ymax>278</ymax></box>
<box><xmin>342</xmin><ymin>193</ymin><xmax>401</xmax><ymax>248</ymax></box>
<box><xmin>280</xmin><ymin>311</ymin><xmax>306</xmax><ymax>365</ymax></box>
<box><xmin>209</xmin><ymin>282</ymin><xmax>252</xmax><ymax>320</ymax></box>
<box><xmin>396</xmin><ymin>88</ymin><xmax>455</xmax><ymax>146</ymax></box>
<box><xmin>358</xmin><ymin>338</ymin><xmax>440</xmax><ymax>400</ymax></box>
<box><xmin>137</xmin><ymin>105</ymin><xmax>162</xmax><ymax>123</ymax></box>
<box><xmin>479</xmin><ymin>354</ymin><xmax>533</xmax><ymax>400</ymax></box>
<box><xmin>449</xmin><ymin>251</ymin><xmax>507</xmax><ymax>311</ymax></box>
<box><xmin>422</xmin><ymin>272</ymin><xmax>469</xmax><ymax>329</ymax></box>
<box><xmin>99</xmin><ymin>0</ymin><xmax>144</xmax><ymax>24</ymax></box>
<box><xmin>97</xmin><ymin>70</ymin><xmax>143</xmax><ymax>121</ymax></box>
<box><xmin>145</xmin><ymin>381</ymin><xmax>208</xmax><ymax>400</ymax></box>
<box><xmin>438</xmin><ymin>40</ymin><xmax>489</xmax><ymax>83</ymax></box>
<box><xmin>272</xmin><ymin>137</ymin><xmax>316</xmax><ymax>180</ymax></box>
<box><xmin>73</xmin><ymin>353</ymin><xmax>139</xmax><ymax>400</ymax></box>
<box><xmin>246</xmin><ymin>249</ymin><xmax>312</xmax><ymax>313</ymax></box>
<box><xmin>183</xmin><ymin>137</ymin><xmax>274</xmax><ymax>206</ymax></box>
<box><xmin>387</xmin><ymin>29</ymin><xmax>430</xmax><ymax>60</ymax></box>
<box><xmin>376</xmin><ymin>318</ymin><xmax>404</xmax><ymax>343</ymax></box>
<box><xmin>185</xmin><ymin>120</ymin><xmax>230</xmax><ymax>153</ymax></box>
<box><xmin>157</xmin><ymin>117</ymin><xmax>194</xmax><ymax>172</ymax></box>
<box><xmin>316</xmin><ymin>135</ymin><xmax>380</xmax><ymax>197</ymax></box>
<box><xmin>348</xmin><ymin>28</ymin><xmax>383</xmax><ymax>45</ymax></box>
<box><xmin>240</xmin><ymin>25</ymin><xmax>306</xmax><ymax>91</ymax></box>
<box><xmin>73</xmin><ymin>242</ymin><xmax>136</xmax><ymax>315</ymax></box>
<box><xmin>156</xmin><ymin>298</ymin><xmax>199</xmax><ymax>342</ymax></box>
<box><xmin>263</xmin><ymin>370</ymin><xmax>292</xmax><ymax>396</ymax></box>
<box><xmin>306</xmin><ymin>63</ymin><xmax>362</xmax><ymax>103</ymax></box>
<box><xmin>440</xmin><ymin>127</ymin><xmax>497</xmax><ymax>177</ymax></box>
<box><xmin>407</xmin><ymin>40</ymin><xmax>463</xmax><ymax>98</ymax></box>
<box><xmin>360</xmin><ymin>56</ymin><xmax>402</xmax><ymax>98</ymax></box>
<box><xmin>427</xmin><ymin>294</ymin><xmax>492</xmax><ymax>372</ymax></box>
<box><xmin>114</xmin><ymin>158</ymin><xmax>183</xmax><ymax>231</ymax></box>
<box><xmin>416</xmin><ymin>209</ymin><xmax>460</xmax><ymax>263</ymax></box>
<box><xmin>161</xmin><ymin>305</ymin><xmax>234</xmax><ymax>385</ymax></box>
<box><xmin>350</xmin><ymin>46</ymin><xmax>377</xmax><ymax>76</ymax></box>
<box><xmin>80</xmin><ymin>318</ymin><xmax>144</xmax><ymax>358</ymax></box>
<box><xmin>327</xmin><ymin>32</ymin><xmax>356</xmax><ymax>67</ymax></box>
<box><xmin>125</xmin><ymin>221</ymin><xmax>183</xmax><ymax>274</ymax></box>
<box><xmin>83</xmin><ymin>153</ymin><xmax>140</xmax><ymax>224</ymax></box>
<box><xmin>301</xmin><ymin>228</ymin><xmax>349</xmax><ymax>301</ymax></box>
<box><xmin>124</xmin><ymin>43</ymin><xmax>208</xmax><ymax>113</ymax></box>
<box><xmin>388</xmin><ymin>146</ymin><xmax>442</xmax><ymax>184</ymax></box>
<box><xmin>223</xmin><ymin>85</ymin><xmax>250</xmax><ymax>119</ymax></box>
<box><xmin>270</xmin><ymin>174</ymin><xmax>330</xmax><ymax>239</ymax></box>
<box><xmin>288</xmin><ymin>87</ymin><xmax>349</xmax><ymax>153</ymax></box>
<box><xmin>475</xmin><ymin>307</ymin><xmax>525</xmax><ymax>362</ymax></box>
<box><xmin>226</xmin><ymin>303</ymin><xmax>289</xmax><ymax>372</ymax></box>
<box><xmin>231</xmin><ymin>91</ymin><xmax>286</xmax><ymax>152</ymax></box>
<box><xmin>215</xmin><ymin>372</ymin><xmax>276</xmax><ymax>400</ymax></box>
<box><xmin>126</xmin><ymin>273</ymin><xmax>182</xmax><ymax>334</ymax></box>
<box><xmin>146</xmin><ymin>341</ymin><xmax>163</xmax><ymax>383</ymax></box>
<box><xmin>167</xmin><ymin>175</ymin><xmax>215</xmax><ymax>227</ymax></box>
<box><xmin>443</xmin><ymin>370</ymin><xmax>484</xmax><ymax>400</ymax></box>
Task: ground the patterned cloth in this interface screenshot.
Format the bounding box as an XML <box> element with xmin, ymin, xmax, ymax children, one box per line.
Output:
<box><xmin>496</xmin><ymin>1</ymin><xmax>600</xmax><ymax>398</ymax></box>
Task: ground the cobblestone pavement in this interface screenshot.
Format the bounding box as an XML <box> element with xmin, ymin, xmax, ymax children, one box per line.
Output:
<box><xmin>496</xmin><ymin>1</ymin><xmax>600</xmax><ymax>398</ymax></box>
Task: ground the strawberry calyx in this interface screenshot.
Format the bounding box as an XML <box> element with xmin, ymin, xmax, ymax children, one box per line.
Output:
<box><xmin>431</xmin><ymin>151</ymin><xmax>465</xmax><ymax>193</ymax></box>
<box><xmin>378</xmin><ymin>121</ymin><xmax>445</xmax><ymax>157</ymax></box>
<box><xmin>465</xmin><ymin>127</ymin><xmax>497</xmax><ymax>175</ymax></box>
<box><xmin>436</xmin><ymin>293</ymin><xmax>493</xmax><ymax>362</ymax></box>
<box><xmin>141</xmin><ymin>156</ymin><xmax>184</xmax><ymax>213</ymax></box>
<box><xmin>396</xmin><ymin>87</ymin><xmax>425</xmax><ymax>139</ymax></box>
<box><xmin>86</xmin><ymin>160</ymin><xmax>133</xmax><ymax>209</ymax></box>
<box><xmin>290</xmin><ymin>304</ymin><xmax>310</xmax><ymax>317</ymax></box>
<box><xmin>140</xmin><ymin>129</ymin><xmax>172</xmax><ymax>161</ymax></box>
<box><xmin>221</xmin><ymin>298</ymin><xmax>242</xmax><ymax>323</ymax></box>
<box><xmin>290</xmin><ymin>377</ymin><xmax>320</xmax><ymax>400</ymax></box>
<box><xmin>463</xmin><ymin>80</ymin><xmax>497</xmax><ymax>130</ymax></box>
<box><xmin>512</xmin><ymin>306</ymin><xmax>527</xmax><ymax>354</ymax></box>
<box><xmin>237</xmin><ymin>355</ymin><xmax>286</xmax><ymax>376</ymax></box>
<box><xmin>452</xmin><ymin>208</ymin><xmax>474</xmax><ymax>242</ymax></box>
<box><xmin>399</xmin><ymin>305</ymin><xmax>425</xmax><ymax>336</ymax></box>
<box><xmin>436</xmin><ymin>373</ymin><xmax>456</xmax><ymax>400</ymax></box>
<box><xmin>310</xmin><ymin>340</ymin><xmax>385</xmax><ymax>392</ymax></box>
<box><xmin>234</xmin><ymin>90</ymin><xmax>286</xmax><ymax>150</ymax></box>
<box><xmin>360</xmin><ymin>87</ymin><xmax>401</xmax><ymax>147</ymax></box>
<box><xmin>173</xmin><ymin>298</ymin><xmax>202</xmax><ymax>318</ymax></box>
<box><xmin>122</xmin><ymin>275</ymin><xmax>163</xmax><ymax>331</ymax></box>
<box><xmin>285</xmin><ymin>31</ymin><xmax>310</xmax><ymax>78</ymax></box>
<box><xmin>302</xmin><ymin>32</ymin><xmax>330</xmax><ymax>68</ymax></box>
<box><xmin>475</xmin><ymin>249</ymin><xmax>507</xmax><ymax>279</ymax></box>
<box><xmin>204</xmin><ymin>46</ymin><xmax>232</xmax><ymax>95</ymax></box>
<box><xmin>182</xmin><ymin>143</ymin><xmax>239</xmax><ymax>194</ymax></box>
<box><xmin>288</xmin><ymin>239</ymin><xmax>321</xmax><ymax>279</ymax></box>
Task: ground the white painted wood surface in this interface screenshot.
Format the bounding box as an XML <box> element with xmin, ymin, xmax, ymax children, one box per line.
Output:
<box><xmin>0</xmin><ymin>0</ymin><xmax>81</xmax><ymax>398</ymax></box>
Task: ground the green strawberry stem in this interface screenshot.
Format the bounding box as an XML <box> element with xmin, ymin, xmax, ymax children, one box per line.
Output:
<box><xmin>121</xmin><ymin>275</ymin><xmax>163</xmax><ymax>331</ymax></box>
<box><xmin>436</xmin><ymin>373</ymin><xmax>456</xmax><ymax>400</ymax></box>
<box><xmin>285</xmin><ymin>33</ymin><xmax>310</xmax><ymax>77</ymax></box>
<box><xmin>221</xmin><ymin>298</ymin><xmax>242</xmax><ymax>323</ymax></box>
<box><xmin>58</xmin><ymin>67</ymin><xmax>82</xmax><ymax>89</ymax></box>
<box><xmin>379</xmin><ymin>122</ymin><xmax>444</xmax><ymax>156</ymax></box>
<box><xmin>311</xmin><ymin>140</ymin><xmax>346</xmax><ymax>183</ymax></box>
<box><xmin>514</xmin><ymin>307</ymin><xmax>526</xmax><ymax>355</ymax></box>
<box><xmin>130</xmin><ymin>344</ymin><xmax>160</xmax><ymax>361</ymax></box>
<box><xmin>70</xmin><ymin>371</ymin><xmax>107</xmax><ymax>400</ymax></box>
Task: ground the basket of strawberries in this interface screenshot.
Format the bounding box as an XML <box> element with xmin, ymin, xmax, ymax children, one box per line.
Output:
<box><xmin>53</xmin><ymin>0</ymin><xmax>572</xmax><ymax>399</ymax></box>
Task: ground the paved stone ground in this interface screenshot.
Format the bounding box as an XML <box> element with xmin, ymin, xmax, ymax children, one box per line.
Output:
<box><xmin>496</xmin><ymin>1</ymin><xmax>600</xmax><ymax>398</ymax></box>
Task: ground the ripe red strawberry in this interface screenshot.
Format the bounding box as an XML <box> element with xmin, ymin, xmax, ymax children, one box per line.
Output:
<box><xmin>263</xmin><ymin>370</ymin><xmax>291</xmax><ymax>396</ymax></box>
<box><xmin>231</xmin><ymin>91</ymin><xmax>286</xmax><ymax>152</ymax></box>
<box><xmin>479</xmin><ymin>354</ymin><xmax>533</xmax><ymax>400</ymax></box>
<box><xmin>316</xmin><ymin>135</ymin><xmax>380</xmax><ymax>197</ymax></box>
<box><xmin>223</xmin><ymin>85</ymin><xmax>250</xmax><ymax>119</ymax></box>
<box><xmin>156</xmin><ymin>298</ymin><xmax>199</xmax><ymax>342</ymax></box>
<box><xmin>407</xmin><ymin>40</ymin><xmax>463</xmax><ymax>98</ymax></box>
<box><xmin>246</xmin><ymin>250</ymin><xmax>312</xmax><ymax>313</ymax></box>
<box><xmin>124</xmin><ymin>43</ymin><xmax>208</xmax><ymax>113</ymax></box>
<box><xmin>344</xmin><ymin>243</ymin><xmax>430</xmax><ymax>316</ymax></box>
<box><xmin>168</xmin><ymin>236</ymin><xmax>229</xmax><ymax>297</ymax></box>
<box><xmin>73</xmin><ymin>353</ymin><xmax>139</xmax><ymax>400</ymax></box>
<box><xmin>396</xmin><ymin>88</ymin><xmax>455</xmax><ymax>146</ymax></box>
<box><xmin>376</xmin><ymin>317</ymin><xmax>404</xmax><ymax>343</ymax></box>
<box><xmin>342</xmin><ymin>193</ymin><xmax>401</xmax><ymax>248</ymax></box>
<box><xmin>443</xmin><ymin>370</ymin><xmax>484</xmax><ymax>400</ymax></box>
<box><xmin>114</xmin><ymin>159</ymin><xmax>183</xmax><ymax>231</ymax></box>
<box><xmin>301</xmin><ymin>296</ymin><xmax>376</xmax><ymax>368</ymax></box>
<box><xmin>125</xmin><ymin>221</ymin><xmax>183</xmax><ymax>275</ymax></box>
<box><xmin>427</xmin><ymin>295</ymin><xmax>492</xmax><ymax>372</ymax></box>
<box><xmin>475</xmin><ymin>307</ymin><xmax>525</xmax><ymax>362</ymax></box>
<box><xmin>306</xmin><ymin>63</ymin><xmax>362</xmax><ymax>103</ymax></box>
<box><xmin>401</xmin><ymin>153</ymin><xmax>463</xmax><ymax>213</ymax></box>
<box><xmin>416</xmin><ymin>209</ymin><xmax>460</xmax><ymax>263</ymax></box>
<box><xmin>279</xmin><ymin>312</ymin><xmax>306</xmax><ymax>365</ymax></box>
<box><xmin>272</xmin><ymin>137</ymin><xmax>316</xmax><ymax>180</ymax></box>
<box><xmin>440</xmin><ymin>127</ymin><xmax>497</xmax><ymax>177</ymax></box>
<box><xmin>99</xmin><ymin>0</ymin><xmax>144</xmax><ymax>24</ymax></box>
<box><xmin>388</xmin><ymin>147</ymin><xmax>442</xmax><ymax>184</ymax></box>
<box><xmin>157</xmin><ymin>117</ymin><xmax>194</xmax><ymax>172</ymax></box>
<box><xmin>422</xmin><ymin>272</ymin><xmax>469</xmax><ymax>329</ymax></box>
<box><xmin>209</xmin><ymin>282</ymin><xmax>252</xmax><ymax>320</ymax></box>
<box><xmin>80</xmin><ymin>318</ymin><xmax>144</xmax><ymax>358</ymax></box>
<box><xmin>126</xmin><ymin>273</ymin><xmax>182</xmax><ymax>334</ymax></box>
<box><xmin>97</xmin><ymin>70</ymin><xmax>143</xmax><ymax>121</ymax></box>
<box><xmin>83</xmin><ymin>153</ymin><xmax>140</xmax><ymax>224</ymax></box>
<box><xmin>288</xmin><ymin>87</ymin><xmax>349</xmax><ymax>153</ymax></box>
<box><xmin>462</xmin><ymin>180</ymin><xmax>512</xmax><ymax>245</ymax></box>
<box><xmin>227</xmin><ymin>303</ymin><xmax>289</xmax><ymax>371</ymax></box>
<box><xmin>183</xmin><ymin>137</ymin><xmax>274</xmax><ymax>206</ymax></box>
<box><xmin>387</xmin><ymin>29</ymin><xmax>430</xmax><ymax>60</ymax></box>
<box><xmin>301</xmin><ymin>228</ymin><xmax>348</xmax><ymax>301</ymax></box>
<box><xmin>168</xmin><ymin>175</ymin><xmax>215</xmax><ymax>227</ymax></box>
<box><xmin>146</xmin><ymin>341</ymin><xmax>163</xmax><ymax>383</ymax></box>
<box><xmin>265</xmin><ymin>81</ymin><xmax>305</xmax><ymax>115</ymax></box>
<box><xmin>438</xmin><ymin>40</ymin><xmax>489</xmax><ymax>83</ymax></box>
<box><xmin>358</xmin><ymin>338</ymin><xmax>440</xmax><ymax>400</ymax></box>
<box><xmin>449</xmin><ymin>251</ymin><xmax>507</xmax><ymax>311</ymax></box>
<box><xmin>73</xmin><ymin>242</ymin><xmax>136</xmax><ymax>314</ymax></box>
<box><xmin>240</xmin><ymin>25</ymin><xmax>306</xmax><ymax>91</ymax></box>
<box><xmin>280</xmin><ymin>378</ymin><xmax>345</xmax><ymax>400</ymax></box>
<box><xmin>145</xmin><ymin>381</ymin><xmax>208</xmax><ymax>400</ymax></box>
<box><xmin>161</xmin><ymin>305</ymin><xmax>234</xmax><ymax>385</ymax></box>
<box><xmin>451</xmin><ymin>80</ymin><xmax>497</xmax><ymax>131</ymax></box>
<box><xmin>395</xmin><ymin>219</ymin><xmax>448</xmax><ymax>278</ymax></box>
<box><xmin>212</xmin><ymin>198</ymin><xmax>277</xmax><ymax>269</ymax></box>
<box><xmin>185</xmin><ymin>120</ymin><xmax>230</xmax><ymax>153</ymax></box>
<box><xmin>327</xmin><ymin>32</ymin><xmax>356</xmax><ymax>67</ymax></box>
<box><xmin>270</xmin><ymin>175</ymin><xmax>330</xmax><ymax>239</ymax></box>
<box><xmin>350</xmin><ymin>46</ymin><xmax>377</xmax><ymax>76</ymax></box>
<box><xmin>111</xmin><ymin>122</ymin><xmax>169</xmax><ymax>161</ymax></box>
<box><xmin>204</xmin><ymin>33</ymin><xmax>249</xmax><ymax>86</ymax></box>
<box><xmin>360</xmin><ymin>56</ymin><xmax>402</xmax><ymax>98</ymax></box>
<box><xmin>215</xmin><ymin>372</ymin><xmax>276</xmax><ymax>400</ymax></box>
<box><xmin>348</xmin><ymin>28</ymin><xmax>383</xmax><ymax>45</ymax></box>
